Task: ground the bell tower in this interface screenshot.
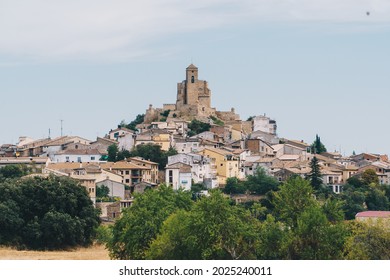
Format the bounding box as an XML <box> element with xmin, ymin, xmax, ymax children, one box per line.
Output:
<box><xmin>186</xmin><ymin>64</ymin><xmax>198</xmax><ymax>84</ymax></box>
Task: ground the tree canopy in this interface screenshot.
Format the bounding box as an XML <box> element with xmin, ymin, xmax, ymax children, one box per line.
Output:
<box><xmin>106</xmin><ymin>143</ymin><xmax>177</xmax><ymax>170</ymax></box>
<box><xmin>103</xmin><ymin>176</ymin><xmax>390</xmax><ymax>260</ymax></box>
<box><xmin>124</xmin><ymin>114</ymin><xmax>145</xmax><ymax>131</ymax></box>
<box><xmin>0</xmin><ymin>176</ymin><xmax>100</xmax><ymax>250</ymax></box>
<box><xmin>223</xmin><ymin>168</ymin><xmax>279</xmax><ymax>195</ymax></box>
<box><xmin>108</xmin><ymin>184</ymin><xmax>193</xmax><ymax>259</ymax></box>
<box><xmin>311</xmin><ymin>134</ymin><xmax>327</xmax><ymax>154</ymax></box>
<box><xmin>187</xmin><ymin>119</ymin><xmax>211</xmax><ymax>137</ymax></box>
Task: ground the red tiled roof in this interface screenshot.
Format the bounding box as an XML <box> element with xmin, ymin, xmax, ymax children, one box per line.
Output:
<box><xmin>355</xmin><ymin>211</ymin><xmax>390</xmax><ymax>218</ymax></box>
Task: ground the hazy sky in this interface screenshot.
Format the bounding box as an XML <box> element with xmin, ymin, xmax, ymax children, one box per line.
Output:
<box><xmin>1</xmin><ymin>0</ymin><xmax>390</xmax><ymax>156</ymax></box>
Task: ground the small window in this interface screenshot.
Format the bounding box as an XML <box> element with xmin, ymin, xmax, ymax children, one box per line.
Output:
<box><xmin>220</xmin><ymin>163</ymin><xmax>223</xmax><ymax>167</ymax></box>
<box><xmin>77</xmin><ymin>157</ymin><xmax>82</xmax><ymax>163</ymax></box>
<box><xmin>125</xmin><ymin>179</ymin><xmax>130</xmax><ymax>183</ymax></box>
<box><xmin>191</xmin><ymin>76</ymin><xmax>195</xmax><ymax>83</ymax></box>
<box><xmin>91</xmin><ymin>156</ymin><xmax>95</xmax><ymax>160</ymax></box>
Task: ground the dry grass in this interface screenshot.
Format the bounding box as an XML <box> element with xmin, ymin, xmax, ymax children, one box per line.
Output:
<box><xmin>0</xmin><ymin>244</ymin><xmax>110</xmax><ymax>260</ymax></box>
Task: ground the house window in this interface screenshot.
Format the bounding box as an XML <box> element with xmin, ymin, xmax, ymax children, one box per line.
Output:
<box><xmin>91</xmin><ymin>156</ymin><xmax>95</xmax><ymax>160</ymax></box>
<box><xmin>125</xmin><ymin>171</ymin><xmax>130</xmax><ymax>175</ymax></box>
<box><xmin>191</xmin><ymin>76</ymin><xmax>195</xmax><ymax>83</ymax></box>
<box><xmin>77</xmin><ymin>157</ymin><xmax>81</xmax><ymax>163</ymax></box>
<box><xmin>66</xmin><ymin>156</ymin><xmax>69</xmax><ymax>162</ymax></box>
<box><xmin>125</xmin><ymin>179</ymin><xmax>130</xmax><ymax>184</ymax></box>
<box><xmin>169</xmin><ymin>170</ymin><xmax>173</xmax><ymax>184</ymax></box>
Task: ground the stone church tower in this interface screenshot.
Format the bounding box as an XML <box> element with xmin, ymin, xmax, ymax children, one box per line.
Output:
<box><xmin>175</xmin><ymin>64</ymin><xmax>215</xmax><ymax>118</ymax></box>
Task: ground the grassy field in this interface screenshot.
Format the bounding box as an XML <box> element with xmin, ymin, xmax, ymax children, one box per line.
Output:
<box><xmin>0</xmin><ymin>244</ymin><xmax>110</xmax><ymax>260</ymax></box>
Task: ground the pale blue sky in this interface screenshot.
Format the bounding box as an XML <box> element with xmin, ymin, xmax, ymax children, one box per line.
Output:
<box><xmin>1</xmin><ymin>0</ymin><xmax>390</xmax><ymax>156</ymax></box>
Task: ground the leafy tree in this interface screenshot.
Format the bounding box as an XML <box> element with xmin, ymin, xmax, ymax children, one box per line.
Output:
<box><xmin>145</xmin><ymin>210</ymin><xmax>195</xmax><ymax>260</ymax></box>
<box><xmin>256</xmin><ymin>215</ymin><xmax>290</xmax><ymax>259</ymax></box>
<box><xmin>116</xmin><ymin>149</ymin><xmax>131</xmax><ymax>161</ymax></box>
<box><xmin>322</xmin><ymin>198</ymin><xmax>345</xmax><ymax>223</ymax></box>
<box><xmin>224</xmin><ymin>177</ymin><xmax>245</xmax><ymax>194</ymax></box>
<box><xmin>244</xmin><ymin>168</ymin><xmax>279</xmax><ymax>195</ymax></box>
<box><xmin>159</xmin><ymin>110</ymin><xmax>170</xmax><ymax>122</ymax></box>
<box><xmin>187</xmin><ymin>119</ymin><xmax>211</xmax><ymax>137</ymax></box>
<box><xmin>365</xmin><ymin>188</ymin><xmax>389</xmax><ymax>211</ymax></box>
<box><xmin>130</xmin><ymin>144</ymin><xmax>177</xmax><ymax>170</ymax></box>
<box><xmin>344</xmin><ymin>221</ymin><xmax>390</xmax><ymax>260</ymax></box>
<box><xmin>310</xmin><ymin>134</ymin><xmax>327</xmax><ymax>154</ymax></box>
<box><xmin>340</xmin><ymin>187</ymin><xmax>366</xmax><ymax>220</ymax></box>
<box><xmin>108</xmin><ymin>184</ymin><xmax>193</xmax><ymax>259</ymax></box>
<box><xmin>223</xmin><ymin>168</ymin><xmax>278</xmax><ymax>195</ymax></box>
<box><xmin>306</xmin><ymin>156</ymin><xmax>323</xmax><ymax>191</ymax></box>
<box><xmin>0</xmin><ymin>176</ymin><xmax>100</xmax><ymax>250</ymax></box>
<box><xmin>361</xmin><ymin>169</ymin><xmax>379</xmax><ymax>187</ymax></box>
<box><xmin>107</xmin><ymin>144</ymin><xmax>119</xmax><ymax>162</ymax></box>
<box><xmin>287</xmin><ymin>205</ymin><xmax>347</xmax><ymax>260</ymax></box>
<box><xmin>96</xmin><ymin>185</ymin><xmax>110</xmax><ymax>198</ymax></box>
<box><xmin>346</xmin><ymin>176</ymin><xmax>366</xmax><ymax>191</ymax></box>
<box><xmin>0</xmin><ymin>165</ymin><xmax>30</xmax><ymax>179</ymax></box>
<box><xmin>272</xmin><ymin>176</ymin><xmax>316</xmax><ymax>228</ymax></box>
<box><xmin>146</xmin><ymin>190</ymin><xmax>260</xmax><ymax>260</ymax></box>
<box><xmin>125</xmin><ymin>114</ymin><xmax>145</xmax><ymax>131</ymax></box>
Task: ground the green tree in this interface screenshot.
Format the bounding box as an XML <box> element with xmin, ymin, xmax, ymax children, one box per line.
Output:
<box><xmin>244</xmin><ymin>168</ymin><xmax>279</xmax><ymax>195</ymax></box>
<box><xmin>256</xmin><ymin>215</ymin><xmax>290</xmax><ymax>259</ymax></box>
<box><xmin>287</xmin><ymin>205</ymin><xmax>347</xmax><ymax>260</ymax></box>
<box><xmin>322</xmin><ymin>198</ymin><xmax>345</xmax><ymax>223</ymax></box>
<box><xmin>307</xmin><ymin>156</ymin><xmax>323</xmax><ymax>190</ymax></box>
<box><xmin>340</xmin><ymin>187</ymin><xmax>366</xmax><ymax>220</ymax></box>
<box><xmin>310</xmin><ymin>134</ymin><xmax>327</xmax><ymax>154</ymax></box>
<box><xmin>272</xmin><ymin>176</ymin><xmax>316</xmax><ymax>228</ymax></box>
<box><xmin>344</xmin><ymin>221</ymin><xmax>390</xmax><ymax>260</ymax></box>
<box><xmin>0</xmin><ymin>165</ymin><xmax>30</xmax><ymax>179</ymax></box>
<box><xmin>187</xmin><ymin>119</ymin><xmax>211</xmax><ymax>137</ymax></box>
<box><xmin>146</xmin><ymin>190</ymin><xmax>260</xmax><ymax>260</ymax></box>
<box><xmin>0</xmin><ymin>176</ymin><xmax>100</xmax><ymax>250</ymax></box>
<box><xmin>108</xmin><ymin>185</ymin><xmax>193</xmax><ymax>259</ymax></box>
<box><xmin>366</xmin><ymin>188</ymin><xmax>389</xmax><ymax>211</ymax></box>
<box><xmin>125</xmin><ymin>114</ymin><xmax>145</xmax><ymax>131</ymax></box>
<box><xmin>107</xmin><ymin>144</ymin><xmax>119</xmax><ymax>162</ymax></box>
<box><xmin>145</xmin><ymin>210</ymin><xmax>195</xmax><ymax>260</ymax></box>
<box><xmin>130</xmin><ymin>144</ymin><xmax>177</xmax><ymax>170</ymax></box>
<box><xmin>361</xmin><ymin>169</ymin><xmax>379</xmax><ymax>187</ymax></box>
<box><xmin>224</xmin><ymin>177</ymin><xmax>245</xmax><ymax>194</ymax></box>
<box><xmin>96</xmin><ymin>185</ymin><xmax>110</xmax><ymax>199</ymax></box>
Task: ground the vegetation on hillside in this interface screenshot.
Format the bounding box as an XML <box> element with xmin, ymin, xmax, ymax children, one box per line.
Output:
<box><xmin>187</xmin><ymin>119</ymin><xmax>211</xmax><ymax>137</ymax></box>
<box><xmin>106</xmin><ymin>143</ymin><xmax>177</xmax><ymax>170</ymax></box>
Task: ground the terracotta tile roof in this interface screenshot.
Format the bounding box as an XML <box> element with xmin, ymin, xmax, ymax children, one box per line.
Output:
<box><xmin>356</xmin><ymin>211</ymin><xmax>390</xmax><ymax>218</ymax></box>
<box><xmin>55</xmin><ymin>149</ymin><xmax>107</xmax><ymax>155</ymax></box>
<box><xmin>101</xmin><ymin>161</ymin><xmax>150</xmax><ymax>170</ymax></box>
<box><xmin>166</xmin><ymin>162</ymin><xmax>192</xmax><ymax>173</ymax></box>
<box><xmin>0</xmin><ymin>157</ymin><xmax>50</xmax><ymax>164</ymax></box>
<box><xmin>128</xmin><ymin>157</ymin><xmax>159</xmax><ymax>166</ymax></box>
<box><xmin>201</xmin><ymin>147</ymin><xmax>233</xmax><ymax>156</ymax></box>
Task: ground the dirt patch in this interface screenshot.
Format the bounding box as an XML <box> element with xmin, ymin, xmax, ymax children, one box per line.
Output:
<box><xmin>0</xmin><ymin>244</ymin><xmax>110</xmax><ymax>260</ymax></box>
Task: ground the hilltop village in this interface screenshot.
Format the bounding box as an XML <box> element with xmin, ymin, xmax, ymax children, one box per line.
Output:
<box><xmin>1</xmin><ymin>64</ymin><xmax>389</xmax><ymax>219</ymax></box>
